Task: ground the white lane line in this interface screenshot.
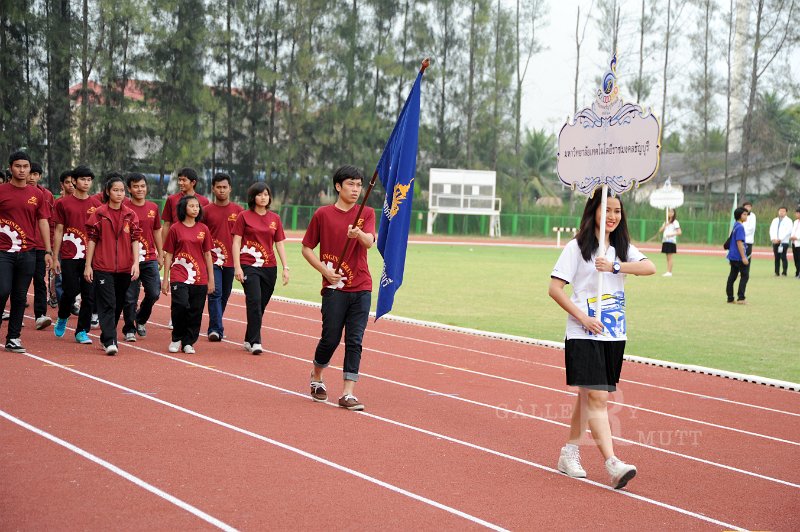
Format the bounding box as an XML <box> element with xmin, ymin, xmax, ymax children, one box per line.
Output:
<box><xmin>14</xmin><ymin>343</ymin><xmax>747</xmax><ymax>530</ymax></box>
<box><xmin>24</xmin><ymin>310</ymin><xmax>800</xmax><ymax>484</ymax></box>
<box><xmin>147</xmin><ymin>306</ymin><xmax>800</xmax><ymax>446</ymax></box>
<box><xmin>12</xmin><ymin>350</ymin><xmax>507</xmax><ymax>532</ymax></box>
<box><xmin>219</xmin><ymin>297</ymin><xmax>800</xmax><ymax>414</ymax></box>
<box><xmin>0</xmin><ymin>409</ymin><xmax>237</xmax><ymax>532</ymax></box>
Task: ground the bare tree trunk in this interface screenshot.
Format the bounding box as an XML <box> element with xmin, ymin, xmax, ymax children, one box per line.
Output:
<box><xmin>396</xmin><ymin>0</ymin><xmax>411</xmax><ymax>118</ymax></box>
<box><xmin>226</xmin><ymin>0</ymin><xmax>234</xmax><ymax>171</ymax></box>
<box><xmin>492</xmin><ymin>0</ymin><xmax>500</xmax><ymax>168</ymax></box>
<box><xmin>268</xmin><ymin>0</ymin><xmax>281</xmax><ymax>147</ymax></box>
<box><xmin>702</xmin><ymin>0</ymin><xmax>711</xmax><ymax>211</ymax></box>
<box><xmin>740</xmin><ymin>0</ymin><xmax>764</xmax><ymax>198</ymax></box>
<box><xmin>466</xmin><ymin>0</ymin><xmax>477</xmax><ymax>166</ymax></box>
<box><xmin>437</xmin><ymin>1</ymin><xmax>450</xmax><ymax>162</ymax></box>
<box><xmin>636</xmin><ymin>0</ymin><xmax>645</xmax><ymax>103</ymax></box>
<box><xmin>660</xmin><ymin>0</ymin><xmax>672</xmax><ymax>155</ymax></box>
<box><xmin>724</xmin><ymin>0</ymin><xmax>733</xmax><ymax>198</ymax></box>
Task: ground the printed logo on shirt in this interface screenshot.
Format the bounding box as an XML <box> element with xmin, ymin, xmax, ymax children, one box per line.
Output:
<box><xmin>0</xmin><ymin>219</ymin><xmax>26</xmax><ymax>252</ymax></box>
<box><xmin>211</xmin><ymin>239</ymin><xmax>227</xmax><ymax>266</ymax></box>
<box><xmin>173</xmin><ymin>253</ymin><xmax>200</xmax><ymax>284</ymax></box>
<box><xmin>63</xmin><ymin>228</ymin><xmax>88</xmax><ymax>259</ymax></box>
<box><xmin>147</xmin><ymin>209</ymin><xmax>156</xmax><ymax>219</ymax></box>
<box><xmin>228</xmin><ymin>213</ymin><xmax>239</xmax><ymax>222</ymax></box>
<box><xmin>196</xmin><ymin>231</ymin><xmax>205</xmax><ymax>240</ymax></box>
<box><xmin>241</xmin><ymin>240</ymin><xmax>268</xmax><ymax>267</ymax></box>
<box><xmin>586</xmin><ymin>291</ymin><xmax>626</xmax><ymax>338</ymax></box>
<box><xmin>27</xmin><ymin>195</ymin><xmax>38</xmax><ymax>206</ymax></box>
<box><xmin>123</xmin><ymin>222</ymin><xmax>130</xmax><ymax>233</ymax></box>
<box><xmin>269</xmin><ymin>221</ymin><xmax>277</xmax><ymax>230</ymax></box>
<box><xmin>87</xmin><ymin>206</ymin><xmax>97</xmax><ymax>215</ymax></box>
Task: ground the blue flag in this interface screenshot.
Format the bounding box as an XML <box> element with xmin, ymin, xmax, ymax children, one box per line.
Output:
<box><xmin>375</xmin><ymin>69</ymin><xmax>423</xmax><ymax>320</ymax></box>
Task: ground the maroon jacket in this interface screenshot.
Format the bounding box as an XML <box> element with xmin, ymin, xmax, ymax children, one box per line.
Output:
<box><xmin>86</xmin><ymin>204</ymin><xmax>142</xmax><ymax>273</ymax></box>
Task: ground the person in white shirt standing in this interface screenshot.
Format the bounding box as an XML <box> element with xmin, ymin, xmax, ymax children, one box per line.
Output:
<box><xmin>790</xmin><ymin>207</ymin><xmax>800</xmax><ymax>279</ymax></box>
<box><xmin>769</xmin><ymin>206</ymin><xmax>793</xmax><ymax>276</ymax></box>
<box><xmin>741</xmin><ymin>201</ymin><xmax>756</xmax><ymax>261</ymax></box>
<box><xmin>658</xmin><ymin>209</ymin><xmax>681</xmax><ymax>276</ymax></box>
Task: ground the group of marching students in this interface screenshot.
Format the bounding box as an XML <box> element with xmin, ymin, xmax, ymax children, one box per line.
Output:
<box><xmin>1</xmin><ymin>150</ymin><xmax>375</xmax><ymax>411</ymax></box>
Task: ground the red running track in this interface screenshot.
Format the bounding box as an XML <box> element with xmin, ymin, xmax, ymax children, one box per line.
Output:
<box><xmin>1</xmin><ymin>292</ymin><xmax>798</xmax><ymax>530</ymax></box>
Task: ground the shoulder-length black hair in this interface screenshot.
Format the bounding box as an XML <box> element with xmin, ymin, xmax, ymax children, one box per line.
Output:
<box><xmin>102</xmin><ymin>176</ymin><xmax>125</xmax><ymax>204</ymax></box>
<box><xmin>247</xmin><ymin>182</ymin><xmax>272</xmax><ymax>210</ymax></box>
<box><xmin>575</xmin><ymin>190</ymin><xmax>630</xmax><ymax>262</ymax></box>
<box><xmin>177</xmin><ymin>194</ymin><xmax>203</xmax><ymax>222</ymax></box>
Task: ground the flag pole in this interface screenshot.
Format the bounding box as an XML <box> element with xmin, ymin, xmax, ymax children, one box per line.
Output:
<box><xmin>331</xmin><ymin>58</ymin><xmax>430</xmax><ymax>273</ymax></box>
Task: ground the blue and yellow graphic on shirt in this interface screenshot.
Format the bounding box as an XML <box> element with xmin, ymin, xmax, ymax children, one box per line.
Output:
<box><xmin>587</xmin><ymin>291</ymin><xmax>626</xmax><ymax>338</ymax></box>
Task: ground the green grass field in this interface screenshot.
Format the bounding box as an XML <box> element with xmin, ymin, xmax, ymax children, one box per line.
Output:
<box><xmin>265</xmin><ymin>240</ymin><xmax>799</xmax><ymax>383</ymax></box>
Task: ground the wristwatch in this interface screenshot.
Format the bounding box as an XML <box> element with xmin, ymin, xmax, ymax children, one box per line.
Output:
<box><xmin>44</xmin><ymin>251</ymin><xmax>53</xmax><ymax>256</ymax></box>
<box><xmin>612</xmin><ymin>261</ymin><xmax>621</xmax><ymax>274</ymax></box>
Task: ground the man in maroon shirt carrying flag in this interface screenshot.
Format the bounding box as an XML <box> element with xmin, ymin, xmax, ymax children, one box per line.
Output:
<box><xmin>0</xmin><ymin>151</ymin><xmax>53</xmax><ymax>352</ymax></box>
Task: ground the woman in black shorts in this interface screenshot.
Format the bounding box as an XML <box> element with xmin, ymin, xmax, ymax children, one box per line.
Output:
<box><xmin>548</xmin><ymin>191</ymin><xmax>656</xmax><ymax>489</ymax></box>
<box><xmin>659</xmin><ymin>209</ymin><xmax>681</xmax><ymax>277</ymax></box>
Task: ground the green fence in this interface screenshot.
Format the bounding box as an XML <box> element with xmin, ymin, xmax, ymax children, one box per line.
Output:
<box><xmin>274</xmin><ymin>205</ymin><xmax>760</xmax><ymax>245</ymax></box>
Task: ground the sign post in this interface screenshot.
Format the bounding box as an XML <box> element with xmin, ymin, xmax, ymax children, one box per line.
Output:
<box><xmin>557</xmin><ymin>54</ymin><xmax>661</xmax><ymax>318</ymax></box>
<box><xmin>649</xmin><ymin>176</ymin><xmax>685</xmax><ymax>227</ymax></box>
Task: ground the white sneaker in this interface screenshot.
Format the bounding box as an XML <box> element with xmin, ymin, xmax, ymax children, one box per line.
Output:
<box><xmin>168</xmin><ymin>341</ymin><xmax>181</xmax><ymax>353</ymax></box>
<box><xmin>605</xmin><ymin>456</ymin><xmax>637</xmax><ymax>489</ymax></box>
<box><xmin>91</xmin><ymin>314</ymin><xmax>100</xmax><ymax>329</ymax></box>
<box><xmin>125</xmin><ymin>332</ymin><xmax>137</xmax><ymax>342</ymax></box>
<box><xmin>243</xmin><ymin>342</ymin><xmax>252</xmax><ymax>352</ymax></box>
<box><xmin>35</xmin><ymin>316</ymin><xmax>52</xmax><ymax>330</ymax></box>
<box><xmin>662</xmin><ymin>272</ymin><xmax>672</xmax><ymax>277</ymax></box>
<box><xmin>250</xmin><ymin>343</ymin><xmax>263</xmax><ymax>355</ymax></box>
<box><xmin>105</xmin><ymin>344</ymin><xmax>118</xmax><ymax>356</ymax></box>
<box><xmin>183</xmin><ymin>344</ymin><xmax>195</xmax><ymax>354</ymax></box>
<box><xmin>557</xmin><ymin>445</ymin><xmax>587</xmax><ymax>478</ymax></box>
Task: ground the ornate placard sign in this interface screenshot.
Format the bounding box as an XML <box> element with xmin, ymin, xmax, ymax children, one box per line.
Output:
<box><xmin>557</xmin><ymin>56</ymin><xmax>661</xmax><ymax>196</ymax></box>
<box><xmin>649</xmin><ymin>177</ymin><xmax>684</xmax><ymax>209</ymax></box>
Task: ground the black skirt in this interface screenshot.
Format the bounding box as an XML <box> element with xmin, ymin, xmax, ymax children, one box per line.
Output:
<box><xmin>564</xmin><ymin>339</ymin><xmax>626</xmax><ymax>391</ymax></box>
<box><xmin>661</xmin><ymin>242</ymin><xmax>677</xmax><ymax>254</ymax></box>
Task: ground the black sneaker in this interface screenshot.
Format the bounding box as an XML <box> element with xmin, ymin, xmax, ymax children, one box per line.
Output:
<box><xmin>5</xmin><ymin>338</ymin><xmax>25</xmax><ymax>353</ymax></box>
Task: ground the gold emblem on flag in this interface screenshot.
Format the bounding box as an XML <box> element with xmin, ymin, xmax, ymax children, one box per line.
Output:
<box><xmin>389</xmin><ymin>179</ymin><xmax>414</xmax><ymax>218</ymax></box>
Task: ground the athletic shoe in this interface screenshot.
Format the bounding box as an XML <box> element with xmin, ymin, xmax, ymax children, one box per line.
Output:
<box><xmin>250</xmin><ymin>343</ymin><xmax>263</xmax><ymax>355</ymax></box>
<box><xmin>136</xmin><ymin>323</ymin><xmax>147</xmax><ymax>337</ymax></box>
<box><xmin>168</xmin><ymin>341</ymin><xmax>181</xmax><ymax>353</ymax></box>
<box><xmin>4</xmin><ymin>338</ymin><xmax>25</xmax><ymax>353</ymax></box>
<box><xmin>48</xmin><ymin>294</ymin><xmax>59</xmax><ymax>308</ymax></box>
<box><xmin>90</xmin><ymin>314</ymin><xmax>100</xmax><ymax>329</ymax></box>
<box><xmin>35</xmin><ymin>316</ymin><xmax>52</xmax><ymax>330</ymax></box>
<box><xmin>54</xmin><ymin>318</ymin><xmax>67</xmax><ymax>337</ymax></box>
<box><xmin>125</xmin><ymin>332</ymin><xmax>137</xmax><ymax>342</ymax></box>
<box><xmin>735</xmin><ymin>299</ymin><xmax>748</xmax><ymax>305</ymax></box>
<box><xmin>557</xmin><ymin>445</ymin><xmax>587</xmax><ymax>478</ymax></box>
<box><xmin>208</xmin><ymin>331</ymin><xmax>221</xmax><ymax>342</ymax></box>
<box><xmin>105</xmin><ymin>344</ymin><xmax>118</xmax><ymax>356</ymax></box>
<box><xmin>662</xmin><ymin>272</ymin><xmax>672</xmax><ymax>277</ymax></box>
<box><xmin>338</xmin><ymin>394</ymin><xmax>364</xmax><ymax>411</ymax></box>
<box><xmin>310</xmin><ymin>380</ymin><xmax>327</xmax><ymax>402</ymax></box>
<box><xmin>243</xmin><ymin>342</ymin><xmax>252</xmax><ymax>352</ymax></box>
<box><xmin>71</xmin><ymin>302</ymin><xmax>80</xmax><ymax>316</ymax></box>
<box><xmin>75</xmin><ymin>331</ymin><xmax>92</xmax><ymax>344</ymax></box>
<box><xmin>183</xmin><ymin>344</ymin><xmax>195</xmax><ymax>354</ymax></box>
<box><xmin>2</xmin><ymin>310</ymin><xmax>9</xmax><ymax>320</ymax></box>
<box><xmin>605</xmin><ymin>456</ymin><xmax>637</xmax><ymax>489</ymax></box>
<box><xmin>168</xmin><ymin>320</ymin><xmax>173</xmax><ymax>329</ymax></box>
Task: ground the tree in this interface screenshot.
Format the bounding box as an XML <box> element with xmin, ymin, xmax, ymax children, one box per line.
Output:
<box><xmin>739</xmin><ymin>0</ymin><xmax>797</xmax><ymax>197</ymax></box>
<box><xmin>45</xmin><ymin>0</ymin><xmax>73</xmax><ymax>178</ymax></box>
<box><xmin>572</xmin><ymin>2</ymin><xmax>593</xmax><ymax>114</ymax></box>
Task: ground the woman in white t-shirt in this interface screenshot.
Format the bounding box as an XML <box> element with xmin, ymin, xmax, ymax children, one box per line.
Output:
<box><xmin>659</xmin><ymin>209</ymin><xmax>681</xmax><ymax>277</ymax></box>
<box><xmin>548</xmin><ymin>191</ymin><xmax>656</xmax><ymax>489</ymax></box>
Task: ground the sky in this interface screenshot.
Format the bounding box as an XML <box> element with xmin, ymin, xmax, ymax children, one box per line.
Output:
<box><xmin>518</xmin><ymin>0</ymin><xmax>800</xmax><ymax>135</ymax></box>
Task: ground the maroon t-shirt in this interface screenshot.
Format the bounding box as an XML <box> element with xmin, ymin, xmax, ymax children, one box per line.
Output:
<box><xmin>31</xmin><ymin>185</ymin><xmax>55</xmax><ymax>250</ymax></box>
<box><xmin>0</xmin><ymin>183</ymin><xmax>51</xmax><ymax>253</ymax></box>
<box><xmin>54</xmin><ymin>194</ymin><xmax>102</xmax><ymax>259</ymax></box>
<box><xmin>232</xmin><ymin>209</ymin><xmax>285</xmax><ymax>268</ymax></box>
<box><xmin>302</xmin><ymin>204</ymin><xmax>375</xmax><ymax>293</ymax></box>
<box><xmin>204</xmin><ymin>202</ymin><xmax>244</xmax><ymax>267</ymax></box>
<box><xmin>161</xmin><ymin>192</ymin><xmax>210</xmax><ymax>224</ymax></box>
<box><xmin>124</xmin><ymin>199</ymin><xmax>162</xmax><ymax>262</ymax></box>
<box><xmin>164</xmin><ymin>221</ymin><xmax>212</xmax><ymax>285</ymax></box>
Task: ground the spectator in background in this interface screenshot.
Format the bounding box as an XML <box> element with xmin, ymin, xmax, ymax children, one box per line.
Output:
<box><xmin>741</xmin><ymin>201</ymin><xmax>756</xmax><ymax>261</ymax></box>
<box><xmin>658</xmin><ymin>209</ymin><xmax>681</xmax><ymax>277</ymax></box>
<box><xmin>769</xmin><ymin>206</ymin><xmax>792</xmax><ymax>277</ymax></box>
<box><xmin>726</xmin><ymin>207</ymin><xmax>750</xmax><ymax>304</ymax></box>
<box><xmin>791</xmin><ymin>207</ymin><xmax>800</xmax><ymax>279</ymax></box>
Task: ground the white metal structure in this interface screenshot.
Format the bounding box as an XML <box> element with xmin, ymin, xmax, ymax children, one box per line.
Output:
<box><xmin>427</xmin><ymin>168</ymin><xmax>502</xmax><ymax>237</ymax></box>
